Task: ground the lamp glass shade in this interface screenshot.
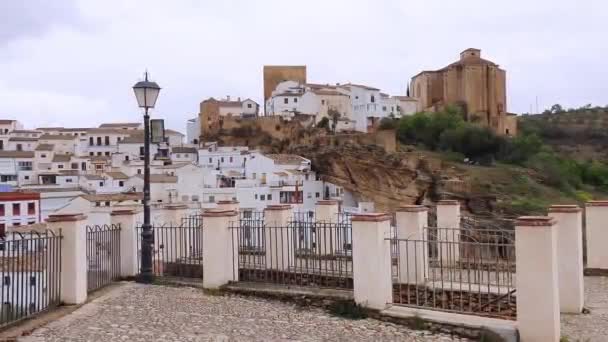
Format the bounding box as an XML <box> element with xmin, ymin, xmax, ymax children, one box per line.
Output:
<box><xmin>133</xmin><ymin>80</ymin><xmax>161</xmax><ymax>109</ymax></box>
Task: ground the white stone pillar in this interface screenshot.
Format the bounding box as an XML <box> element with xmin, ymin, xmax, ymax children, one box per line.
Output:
<box><xmin>516</xmin><ymin>216</ymin><xmax>560</xmax><ymax>342</ymax></box>
<box><xmin>395</xmin><ymin>205</ymin><xmax>428</xmax><ymax>284</ymax></box>
<box><xmin>202</xmin><ymin>209</ymin><xmax>239</xmax><ymax>289</ymax></box>
<box><xmin>46</xmin><ymin>213</ymin><xmax>88</xmax><ymax>305</ymax></box>
<box><xmin>548</xmin><ymin>205</ymin><xmax>584</xmax><ymax>313</ymax></box>
<box><xmin>111</xmin><ymin>209</ymin><xmax>142</xmax><ymax>278</ymax></box>
<box><xmin>264</xmin><ymin>204</ymin><xmax>294</xmax><ymax>270</ymax></box>
<box><xmin>217</xmin><ymin>200</ymin><xmax>239</xmax><ymax>212</ymax></box>
<box><xmin>436</xmin><ymin>200</ymin><xmax>460</xmax><ymax>265</ymax></box>
<box><xmin>315</xmin><ymin>200</ymin><xmax>339</xmax><ymax>255</ymax></box>
<box><xmin>585</xmin><ymin>200</ymin><xmax>608</xmax><ymax>270</ymax></box>
<box><xmin>352</xmin><ymin>213</ymin><xmax>393</xmax><ymax>310</ymax></box>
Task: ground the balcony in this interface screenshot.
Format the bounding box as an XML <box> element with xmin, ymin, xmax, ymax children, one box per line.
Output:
<box><xmin>269</xmin><ymin>180</ymin><xmax>303</xmax><ymax>188</ymax></box>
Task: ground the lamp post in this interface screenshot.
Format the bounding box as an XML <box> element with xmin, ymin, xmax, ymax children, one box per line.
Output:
<box><xmin>132</xmin><ymin>72</ymin><xmax>161</xmax><ymax>283</ymax></box>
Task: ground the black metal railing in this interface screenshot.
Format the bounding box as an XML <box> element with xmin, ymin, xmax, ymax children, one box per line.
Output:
<box><xmin>388</xmin><ymin>226</ymin><xmax>516</xmax><ymax>320</ymax></box>
<box><xmin>232</xmin><ymin>220</ymin><xmax>353</xmax><ymax>289</ymax></box>
<box><xmin>137</xmin><ymin>214</ymin><xmax>204</xmax><ymax>279</ymax></box>
<box><xmin>0</xmin><ymin>229</ymin><xmax>62</xmax><ymax>328</ymax></box>
<box><xmin>86</xmin><ymin>224</ymin><xmax>121</xmax><ymax>292</ymax></box>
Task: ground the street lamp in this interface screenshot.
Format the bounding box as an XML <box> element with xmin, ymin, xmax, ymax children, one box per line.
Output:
<box><xmin>132</xmin><ymin>72</ymin><xmax>161</xmax><ymax>283</ymax></box>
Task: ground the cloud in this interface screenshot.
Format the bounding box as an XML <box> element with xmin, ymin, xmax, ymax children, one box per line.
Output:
<box><xmin>0</xmin><ymin>0</ymin><xmax>606</xmax><ymax>132</ymax></box>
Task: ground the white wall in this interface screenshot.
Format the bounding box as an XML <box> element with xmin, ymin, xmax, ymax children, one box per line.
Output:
<box><xmin>186</xmin><ymin>118</ymin><xmax>200</xmax><ymax>144</ymax></box>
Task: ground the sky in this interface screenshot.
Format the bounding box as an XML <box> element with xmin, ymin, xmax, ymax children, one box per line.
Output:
<box><xmin>0</xmin><ymin>0</ymin><xmax>606</xmax><ymax>133</ymax></box>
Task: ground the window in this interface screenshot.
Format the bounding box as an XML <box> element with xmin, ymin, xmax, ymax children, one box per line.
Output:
<box><xmin>0</xmin><ymin>204</ymin><xmax>4</xmax><ymax>216</ymax></box>
<box><xmin>192</xmin><ymin>195</ymin><xmax>199</xmax><ymax>202</ymax></box>
<box><xmin>105</xmin><ymin>152</ymin><xmax>110</xmax><ymax>156</ymax></box>
<box><xmin>254</xmin><ymin>194</ymin><xmax>258</xmax><ymax>200</ymax></box>
<box><xmin>89</xmin><ymin>137</ymin><xmax>94</xmax><ymax>145</ymax></box>
<box><xmin>125</xmin><ymin>156</ymin><xmax>129</xmax><ymax>161</ymax></box>
<box><xmin>139</xmin><ymin>147</ymin><xmax>145</xmax><ymax>156</ymax></box>
<box><xmin>41</xmin><ymin>154</ymin><xmax>46</xmax><ymax>158</ymax></box>
<box><xmin>17</xmin><ymin>161</ymin><xmax>32</xmax><ymax>171</ymax></box>
<box><xmin>315</xmin><ymin>192</ymin><xmax>320</xmax><ymax>198</ymax></box>
<box><xmin>176</xmin><ymin>154</ymin><xmax>181</xmax><ymax>158</ymax></box>
<box><xmin>57</xmin><ymin>164</ymin><xmax>64</xmax><ymax>169</ymax></box>
<box><xmin>247</xmin><ymin>103</ymin><xmax>252</xmax><ymax>108</ymax></box>
<box><xmin>119</xmin><ymin>181</ymin><xmax>124</xmax><ymax>187</ymax></box>
<box><xmin>96</xmin><ymin>137</ymin><xmax>102</xmax><ymax>146</ymax></box>
<box><xmin>71</xmin><ymin>163</ymin><xmax>78</xmax><ymax>169</ymax></box>
<box><xmin>81</xmin><ymin>162</ymin><xmax>87</xmax><ymax>171</ymax></box>
<box><xmin>97</xmin><ymin>152</ymin><xmax>102</xmax><ymax>156</ymax></box>
<box><xmin>221</xmin><ymin>157</ymin><xmax>224</xmax><ymax>163</ymax></box>
<box><xmin>321</xmin><ymin>100</ymin><xmax>325</xmax><ymax>105</ymax></box>
<box><xmin>24</xmin><ymin>175</ymin><xmax>29</xmax><ymax>180</ymax></box>
<box><xmin>29</xmin><ymin>276</ymin><xmax>36</xmax><ymax>286</ymax></box>
<box><xmin>66</xmin><ymin>178</ymin><xmax>73</xmax><ymax>183</ymax></box>
<box><xmin>229</xmin><ymin>157</ymin><xmax>233</xmax><ymax>163</ymax></box>
<box><xmin>13</xmin><ymin>222</ymin><xmax>20</xmax><ymax>227</ymax></box>
<box><xmin>105</xmin><ymin>201</ymin><xmax>110</xmax><ymax>206</ymax></box>
<box><xmin>208</xmin><ymin>195</ymin><xmax>215</xmax><ymax>203</ymax></box>
<box><xmin>260</xmin><ymin>194</ymin><xmax>265</xmax><ymax>201</ymax></box>
<box><xmin>382</xmin><ymin>106</ymin><xmax>387</xmax><ymax>111</ymax></box>
<box><xmin>90</xmin><ymin>152</ymin><xmax>94</xmax><ymax>156</ymax></box>
<box><xmin>95</xmin><ymin>202</ymin><xmax>100</xmax><ymax>207</ymax></box>
<box><xmin>355</xmin><ymin>96</ymin><xmax>359</xmax><ymax>99</ymax></box>
<box><xmin>283</xmin><ymin>98</ymin><xmax>288</xmax><ymax>104</ymax></box>
<box><xmin>3</xmin><ymin>276</ymin><xmax>9</xmax><ymax>286</ymax></box>
<box><xmin>12</xmin><ymin>203</ymin><xmax>20</xmax><ymax>216</ymax></box>
<box><xmin>396</xmin><ymin>106</ymin><xmax>401</xmax><ymax>112</ymax></box>
<box><xmin>99</xmin><ymin>182</ymin><xmax>104</xmax><ymax>187</ymax></box>
<box><xmin>137</xmin><ymin>169</ymin><xmax>142</xmax><ymax>174</ymax></box>
<box><xmin>208</xmin><ymin>157</ymin><xmax>212</xmax><ymax>163</ymax></box>
<box><xmin>267</xmin><ymin>194</ymin><xmax>272</xmax><ymax>201</ymax></box>
<box><xmin>305</xmin><ymin>174</ymin><xmax>309</xmax><ymax>181</ymax></box>
<box><xmin>95</xmin><ymin>164</ymin><xmax>103</xmax><ymax>170</ymax></box>
<box><xmin>307</xmin><ymin>192</ymin><xmax>312</xmax><ymax>199</ymax></box>
<box><xmin>27</xmin><ymin>203</ymin><xmax>35</xmax><ymax>215</ymax></box>
<box><xmin>370</xmin><ymin>95</ymin><xmax>375</xmax><ymax>103</ymax></box>
<box><xmin>293</xmin><ymin>98</ymin><xmax>298</xmax><ymax>103</ymax></box>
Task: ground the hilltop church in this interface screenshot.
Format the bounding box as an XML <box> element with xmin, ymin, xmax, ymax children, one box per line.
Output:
<box><xmin>410</xmin><ymin>48</ymin><xmax>517</xmax><ymax>136</ymax></box>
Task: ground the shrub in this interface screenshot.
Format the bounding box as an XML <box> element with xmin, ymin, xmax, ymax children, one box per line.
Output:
<box><xmin>317</xmin><ymin>117</ymin><xmax>330</xmax><ymax>130</ymax></box>
<box><xmin>378</xmin><ymin>117</ymin><xmax>397</xmax><ymax>130</ymax></box>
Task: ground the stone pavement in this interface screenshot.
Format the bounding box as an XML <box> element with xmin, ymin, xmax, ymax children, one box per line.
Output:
<box><xmin>20</xmin><ymin>282</ymin><xmax>470</xmax><ymax>342</ymax></box>
<box><xmin>561</xmin><ymin>276</ymin><xmax>608</xmax><ymax>341</ymax></box>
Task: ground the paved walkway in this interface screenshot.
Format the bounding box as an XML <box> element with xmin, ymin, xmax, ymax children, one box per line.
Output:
<box><xmin>20</xmin><ymin>283</ymin><xmax>469</xmax><ymax>342</ymax></box>
<box><xmin>561</xmin><ymin>276</ymin><xmax>608</xmax><ymax>341</ymax></box>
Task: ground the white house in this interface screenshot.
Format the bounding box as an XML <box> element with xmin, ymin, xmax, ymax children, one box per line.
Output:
<box><xmin>186</xmin><ymin>117</ymin><xmax>200</xmax><ymax>145</ymax></box>
<box><xmin>0</xmin><ymin>192</ymin><xmax>41</xmax><ymax>231</ymax></box>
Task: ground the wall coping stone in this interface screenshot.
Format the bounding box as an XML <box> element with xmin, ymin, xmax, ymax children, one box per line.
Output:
<box><xmin>351</xmin><ymin>213</ymin><xmax>392</xmax><ymax>222</ymax></box>
<box><xmin>516</xmin><ymin>216</ymin><xmax>556</xmax><ymax>227</ymax></box>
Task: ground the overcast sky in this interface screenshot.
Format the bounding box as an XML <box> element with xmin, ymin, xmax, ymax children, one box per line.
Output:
<box><xmin>0</xmin><ymin>0</ymin><xmax>605</xmax><ymax>132</ymax></box>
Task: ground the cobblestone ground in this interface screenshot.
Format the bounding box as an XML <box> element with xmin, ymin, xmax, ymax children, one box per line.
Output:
<box><xmin>21</xmin><ymin>283</ymin><xmax>469</xmax><ymax>342</ymax></box>
<box><xmin>561</xmin><ymin>276</ymin><xmax>608</xmax><ymax>341</ymax></box>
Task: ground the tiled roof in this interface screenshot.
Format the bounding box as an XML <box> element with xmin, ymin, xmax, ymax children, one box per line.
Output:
<box><xmin>172</xmin><ymin>146</ymin><xmax>197</xmax><ymax>154</ymax></box>
<box><xmin>265</xmin><ymin>154</ymin><xmax>308</xmax><ymax>165</ymax></box>
<box><xmin>39</xmin><ymin>134</ymin><xmax>77</xmax><ymax>140</ymax></box>
<box><xmin>83</xmin><ymin>174</ymin><xmax>105</xmax><ymax>180</ymax></box>
<box><xmin>392</xmin><ymin>96</ymin><xmax>418</xmax><ymax>101</ymax></box>
<box><xmin>218</xmin><ymin>101</ymin><xmax>242</xmax><ymax>107</ymax></box>
<box><xmin>99</xmin><ymin>123</ymin><xmax>141</xmax><ymax>128</ymax></box>
<box><xmin>165</xmin><ymin>129</ymin><xmax>184</xmax><ymax>136</ymax></box>
<box><xmin>35</xmin><ymin>144</ymin><xmax>54</xmax><ymax>151</ymax></box>
<box><xmin>90</xmin><ymin>156</ymin><xmax>111</xmax><ymax>162</ymax></box>
<box><xmin>0</xmin><ymin>151</ymin><xmax>34</xmax><ymax>158</ymax></box>
<box><xmin>275</xmin><ymin>93</ymin><xmax>302</xmax><ymax>97</ymax></box>
<box><xmin>8</xmin><ymin>137</ymin><xmax>38</xmax><ymax>142</ymax></box>
<box><xmin>81</xmin><ymin>192</ymin><xmax>143</xmax><ymax>202</ymax></box>
<box><xmin>338</xmin><ymin>83</ymin><xmax>380</xmax><ymax>91</ymax></box>
<box><xmin>311</xmin><ymin>89</ymin><xmax>348</xmax><ymax>97</ymax></box>
<box><xmin>0</xmin><ymin>120</ymin><xmax>16</xmax><ymax>124</ymax></box>
<box><xmin>52</xmin><ymin>154</ymin><xmax>72</xmax><ymax>163</ymax></box>
<box><xmin>105</xmin><ymin>172</ymin><xmax>129</xmax><ymax>180</ymax></box>
<box><xmin>119</xmin><ymin>135</ymin><xmax>144</xmax><ymax>144</ymax></box>
<box><xmin>11</xmin><ymin>130</ymin><xmax>42</xmax><ymax>134</ymax></box>
<box><xmin>58</xmin><ymin>170</ymin><xmax>80</xmax><ymax>176</ymax></box>
<box><xmin>154</xmin><ymin>162</ymin><xmax>191</xmax><ymax>169</ymax></box>
<box><xmin>134</xmin><ymin>174</ymin><xmax>178</xmax><ymax>183</ymax></box>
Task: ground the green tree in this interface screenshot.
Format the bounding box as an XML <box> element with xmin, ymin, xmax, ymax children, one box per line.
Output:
<box><xmin>328</xmin><ymin>109</ymin><xmax>341</xmax><ymax>133</ymax></box>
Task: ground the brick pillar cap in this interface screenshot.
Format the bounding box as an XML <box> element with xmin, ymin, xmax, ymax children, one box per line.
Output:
<box><xmin>396</xmin><ymin>205</ymin><xmax>428</xmax><ymax>212</ymax></box>
<box><xmin>548</xmin><ymin>205</ymin><xmax>582</xmax><ymax>213</ymax></box>
<box><xmin>352</xmin><ymin>212</ymin><xmax>391</xmax><ymax>222</ymax></box>
<box><xmin>47</xmin><ymin>213</ymin><xmax>87</xmax><ymax>222</ymax></box>
<box><xmin>166</xmin><ymin>204</ymin><xmax>188</xmax><ymax>210</ymax></box>
<box><xmin>217</xmin><ymin>200</ymin><xmax>239</xmax><ymax>205</ymax></box>
<box><xmin>586</xmin><ymin>200</ymin><xmax>608</xmax><ymax>207</ymax></box>
<box><xmin>111</xmin><ymin>209</ymin><xmax>139</xmax><ymax>216</ymax></box>
<box><xmin>437</xmin><ymin>200</ymin><xmax>459</xmax><ymax>205</ymax></box>
<box><xmin>265</xmin><ymin>204</ymin><xmax>292</xmax><ymax>211</ymax></box>
<box><xmin>516</xmin><ymin>216</ymin><xmax>556</xmax><ymax>227</ymax></box>
<box><xmin>202</xmin><ymin>209</ymin><xmax>237</xmax><ymax>217</ymax></box>
<box><xmin>316</xmin><ymin>200</ymin><xmax>339</xmax><ymax>205</ymax></box>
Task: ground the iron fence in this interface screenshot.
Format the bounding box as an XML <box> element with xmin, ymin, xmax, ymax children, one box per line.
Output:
<box><xmin>86</xmin><ymin>224</ymin><xmax>121</xmax><ymax>292</ymax></box>
<box><xmin>137</xmin><ymin>214</ymin><xmax>204</xmax><ymax>279</ymax></box>
<box><xmin>0</xmin><ymin>229</ymin><xmax>62</xmax><ymax>328</ymax></box>
<box><xmin>388</xmin><ymin>226</ymin><xmax>516</xmax><ymax>320</ymax></box>
<box><xmin>232</xmin><ymin>220</ymin><xmax>353</xmax><ymax>289</ymax></box>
